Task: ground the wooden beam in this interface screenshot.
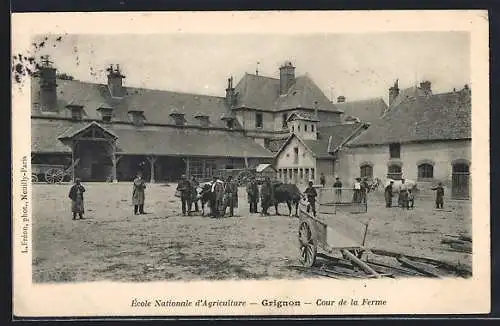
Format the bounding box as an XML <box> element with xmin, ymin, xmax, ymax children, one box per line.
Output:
<box><xmin>147</xmin><ymin>155</ymin><xmax>157</xmax><ymax>183</ymax></box>
<box><xmin>71</xmin><ymin>140</ymin><xmax>75</xmax><ymax>182</ymax></box>
<box><xmin>341</xmin><ymin>249</ymin><xmax>381</xmax><ymax>278</ymax></box>
<box><xmin>397</xmin><ymin>257</ymin><xmax>442</xmax><ymax>278</ymax></box>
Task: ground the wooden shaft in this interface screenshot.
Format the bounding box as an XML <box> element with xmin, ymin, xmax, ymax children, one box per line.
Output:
<box><xmin>341</xmin><ymin>249</ymin><xmax>381</xmax><ymax>278</ymax></box>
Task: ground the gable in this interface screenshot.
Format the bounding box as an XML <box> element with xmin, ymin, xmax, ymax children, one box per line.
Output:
<box><xmin>276</xmin><ymin>135</ymin><xmax>316</xmax><ymax>167</ymax></box>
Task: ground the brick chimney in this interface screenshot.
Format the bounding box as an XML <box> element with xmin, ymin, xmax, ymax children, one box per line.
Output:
<box><xmin>107</xmin><ymin>64</ymin><xmax>126</xmax><ymax>98</ymax></box>
<box><xmin>225</xmin><ymin>76</ymin><xmax>235</xmax><ymax>107</ymax></box>
<box><xmin>389</xmin><ymin>79</ymin><xmax>399</xmax><ymax>106</ymax></box>
<box><xmin>279</xmin><ymin>61</ymin><xmax>295</xmax><ymax>95</ymax></box>
<box><xmin>419</xmin><ymin>80</ymin><xmax>432</xmax><ymax>96</ymax></box>
<box><xmin>38</xmin><ymin>55</ymin><xmax>58</xmax><ymax>112</ymax></box>
<box><xmin>337</xmin><ymin>96</ymin><xmax>346</xmax><ymax>103</ymax></box>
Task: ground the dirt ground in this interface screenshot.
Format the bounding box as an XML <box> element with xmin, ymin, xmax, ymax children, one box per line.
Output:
<box><xmin>32</xmin><ymin>182</ymin><xmax>472</xmax><ymax>282</ymax></box>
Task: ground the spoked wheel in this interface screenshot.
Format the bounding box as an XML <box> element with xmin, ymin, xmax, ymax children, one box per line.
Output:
<box><xmin>31</xmin><ymin>174</ymin><xmax>38</xmax><ymax>183</ymax></box>
<box><xmin>298</xmin><ymin>222</ymin><xmax>317</xmax><ymax>267</ymax></box>
<box><xmin>45</xmin><ymin>168</ymin><xmax>64</xmax><ymax>184</ymax></box>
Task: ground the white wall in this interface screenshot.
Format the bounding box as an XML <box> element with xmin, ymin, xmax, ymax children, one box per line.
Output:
<box><xmin>275</xmin><ymin>136</ymin><xmax>317</xmax><ymax>184</ymax></box>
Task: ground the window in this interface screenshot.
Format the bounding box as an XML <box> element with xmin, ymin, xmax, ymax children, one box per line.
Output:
<box><xmin>311</xmin><ymin>124</ymin><xmax>315</xmax><ymax>132</ymax></box>
<box><xmin>418</xmin><ymin>163</ymin><xmax>434</xmax><ymax>180</ymax></box>
<box><xmin>256</xmin><ymin>112</ymin><xmax>263</xmax><ymax>128</ymax></box>
<box><xmin>387</xmin><ymin>164</ymin><xmax>402</xmax><ymax>180</ymax></box>
<box><xmin>311</xmin><ymin>168</ymin><xmax>315</xmax><ymax>181</ymax></box>
<box><xmin>305</xmin><ymin>125</ymin><xmax>308</xmax><ymax>132</ymax></box>
<box><xmin>291</xmin><ymin>125</ymin><xmax>295</xmax><ymax>132</ymax></box>
<box><xmin>293</xmin><ymin>147</ymin><xmax>299</xmax><ymax>164</ymax></box>
<box><xmin>298</xmin><ymin>124</ymin><xmax>301</xmax><ymax>132</ymax></box>
<box><xmin>226</xmin><ymin>119</ymin><xmax>234</xmax><ymax>129</ymax></box>
<box><xmin>130</xmin><ymin>111</ymin><xmax>145</xmax><ymax>126</ymax></box>
<box><xmin>282</xmin><ymin>113</ymin><xmax>288</xmax><ymax>128</ymax></box>
<box><xmin>102</xmin><ymin>114</ymin><xmax>112</xmax><ymax>123</ymax></box>
<box><xmin>71</xmin><ymin>108</ymin><xmax>82</xmax><ymax>121</ymax></box>
<box><xmin>389</xmin><ymin>143</ymin><xmax>401</xmax><ymax>158</ymax></box>
<box><xmin>360</xmin><ymin>164</ymin><xmax>373</xmax><ymax>179</ymax></box>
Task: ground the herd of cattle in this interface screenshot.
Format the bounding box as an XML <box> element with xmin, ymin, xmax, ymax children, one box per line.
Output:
<box><xmin>195</xmin><ymin>181</ymin><xmax>302</xmax><ymax>217</ymax></box>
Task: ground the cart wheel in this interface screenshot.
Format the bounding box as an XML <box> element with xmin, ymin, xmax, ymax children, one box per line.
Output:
<box><xmin>45</xmin><ymin>168</ymin><xmax>64</xmax><ymax>184</ymax></box>
<box><xmin>31</xmin><ymin>174</ymin><xmax>38</xmax><ymax>183</ymax></box>
<box><xmin>298</xmin><ymin>222</ymin><xmax>317</xmax><ymax>267</ymax></box>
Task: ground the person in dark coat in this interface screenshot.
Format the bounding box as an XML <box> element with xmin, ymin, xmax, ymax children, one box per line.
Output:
<box><xmin>352</xmin><ymin>178</ymin><xmax>362</xmax><ymax>203</ymax></box>
<box><xmin>189</xmin><ymin>176</ymin><xmax>199</xmax><ymax>213</ymax></box>
<box><xmin>68</xmin><ymin>178</ymin><xmax>85</xmax><ymax>220</ymax></box>
<box><xmin>333</xmin><ymin>177</ymin><xmax>342</xmax><ymax>203</ymax></box>
<box><xmin>360</xmin><ymin>177</ymin><xmax>369</xmax><ymax>203</ymax></box>
<box><xmin>260</xmin><ymin>177</ymin><xmax>272</xmax><ymax>216</ymax></box>
<box><xmin>384</xmin><ymin>180</ymin><xmax>394</xmax><ymax>208</ymax></box>
<box><xmin>398</xmin><ymin>179</ymin><xmax>409</xmax><ymax>209</ymax></box>
<box><xmin>304</xmin><ymin>181</ymin><xmax>318</xmax><ymax>216</ymax></box>
<box><xmin>132</xmin><ymin>172</ymin><xmax>146</xmax><ymax>215</ymax></box>
<box><xmin>431</xmin><ymin>182</ymin><xmax>445</xmax><ymax>209</ymax></box>
<box><xmin>176</xmin><ymin>174</ymin><xmax>192</xmax><ymax>216</ymax></box>
<box><xmin>246</xmin><ymin>176</ymin><xmax>259</xmax><ymax>214</ymax></box>
<box><xmin>210</xmin><ymin>176</ymin><xmax>224</xmax><ymax>218</ymax></box>
<box><xmin>223</xmin><ymin>176</ymin><xmax>238</xmax><ymax>217</ymax></box>
<box><xmin>320</xmin><ymin>173</ymin><xmax>326</xmax><ymax>187</ymax></box>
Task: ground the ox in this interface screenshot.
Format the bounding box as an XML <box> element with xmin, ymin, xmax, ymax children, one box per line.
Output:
<box><xmin>271</xmin><ymin>182</ymin><xmax>302</xmax><ymax>217</ymax></box>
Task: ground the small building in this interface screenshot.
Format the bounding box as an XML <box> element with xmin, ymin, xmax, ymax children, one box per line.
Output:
<box><xmin>337</xmin><ymin>81</ymin><xmax>471</xmax><ymax>199</ymax></box>
<box><xmin>274</xmin><ymin>111</ymin><xmax>368</xmax><ymax>186</ymax></box>
<box><xmin>255</xmin><ymin>163</ymin><xmax>276</xmax><ymax>180</ymax></box>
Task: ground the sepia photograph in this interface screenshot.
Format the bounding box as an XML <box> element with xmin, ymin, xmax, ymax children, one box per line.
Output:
<box><xmin>11</xmin><ymin>11</ymin><xmax>489</xmax><ymax>317</ymax></box>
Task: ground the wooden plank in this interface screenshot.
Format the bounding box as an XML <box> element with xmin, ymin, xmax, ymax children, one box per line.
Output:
<box><xmin>341</xmin><ymin>249</ymin><xmax>381</xmax><ymax>278</ymax></box>
<box><xmin>441</xmin><ymin>237</ymin><xmax>471</xmax><ymax>246</ymax></box>
<box><xmin>398</xmin><ymin>257</ymin><xmax>442</xmax><ymax>278</ymax></box>
<box><xmin>369</xmin><ymin>248</ymin><xmax>472</xmax><ymax>276</ymax></box>
<box><xmin>366</xmin><ymin>259</ymin><xmax>424</xmax><ymax>276</ymax></box>
<box><xmin>449</xmin><ymin>243</ymin><xmax>472</xmax><ymax>254</ymax></box>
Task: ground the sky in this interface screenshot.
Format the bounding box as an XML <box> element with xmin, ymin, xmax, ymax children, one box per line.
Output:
<box><xmin>31</xmin><ymin>32</ymin><xmax>470</xmax><ymax>104</ymax></box>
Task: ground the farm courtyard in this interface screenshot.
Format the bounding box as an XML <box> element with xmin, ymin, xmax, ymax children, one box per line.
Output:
<box><xmin>32</xmin><ymin>182</ymin><xmax>472</xmax><ymax>282</ymax></box>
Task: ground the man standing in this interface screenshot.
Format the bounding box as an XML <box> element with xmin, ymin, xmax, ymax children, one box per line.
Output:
<box><xmin>431</xmin><ymin>182</ymin><xmax>445</xmax><ymax>209</ymax></box>
<box><xmin>320</xmin><ymin>173</ymin><xmax>326</xmax><ymax>187</ymax></box>
<box><xmin>399</xmin><ymin>179</ymin><xmax>409</xmax><ymax>209</ymax></box>
<box><xmin>176</xmin><ymin>174</ymin><xmax>192</xmax><ymax>216</ymax></box>
<box><xmin>132</xmin><ymin>171</ymin><xmax>146</xmax><ymax>215</ymax></box>
<box><xmin>333</xmin><ymin>177</ymin><xmax>342</xmax><ymax>203</ymax></box>
<box><xmin>190</xmin><ymin>176</ymin><xmax>200</xmax><ymax>213</ymax></box>
<box><xmin>384</xmin><ymin>180</ymin><xmax>394</xmax><ymax>208</ymax></box>
<box><xmin>210</xmin><ymin>176</ymin><xmax>224</xmax><ymax>218</ymax></box>
<box><xmin>353</xmin><ymin>177</ymin><xmax>362</xmax><ymax>203</ymax></box>
<box><xmin>304</xmin><ymin>181</ymin><xmax>318</xmax><ymax>217</ymax></box>
<box><xmin>223</xmin><ymin>175</ymin><xmax>238</xmax><ymax>217</ymax></box>
<box><xmin>246</xmin><ymin>176</ymin><xmax>259</xmax><ymax>214</ymax></box>
<box><xmin>68</xmin><ymin>178</ymin><xmax>85</xmax><ymax>220</ymax></box>
<box><xmin>360</xmin><ymin>177</ymin><xmax>369</xmax><ymax>203</ymax></box>
<box><xmin>260</xmin><ymin>177</ymin><xmax>272</xmax><ymax>216</ymax></box>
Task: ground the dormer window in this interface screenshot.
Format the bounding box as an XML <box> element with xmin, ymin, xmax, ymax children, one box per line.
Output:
<box><xmin>194</xmin><ymin>113</ymin><xmax>210</xmax><ymax>127</ymax></box>
<box><xmin>170</xmin><ymin>111</ymin><xmax>185</xmax><ymax>126</ymax></box>
<box><xmin>226</xmin><ymin>119</ymin><xmax>234</xmax><ymax>129</ymax></box>
<box><xmin>66</xmin><ymin>104</ymin><xmax>83</xmax><ymax>121</ymax></box>
<box><xmin>128</xmin><ymin>110</ymin><xmax>145</xmax><ymax>127</ymax></box>
<box><xmin>97</xmin><ymin>106</ymin><xmax>113</xmax><ymax>123</ymax></box>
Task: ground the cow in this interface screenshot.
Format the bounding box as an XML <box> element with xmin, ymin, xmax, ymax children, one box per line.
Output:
<box><xmin>196</xmin><ymin>181</ymin><xmax>225</xmax><ymax>217</ymax></box>
<box><xmin>271</xmin><ymin>182</ymin><xmax>302</xmax><ymax>217</ymax></box>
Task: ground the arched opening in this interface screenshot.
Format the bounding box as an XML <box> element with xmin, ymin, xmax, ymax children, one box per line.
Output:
<box><xmin>417</xmin><ymin>163</ymin><xmax>434</xmax><ymax>180</ymax></box>
<box><xmin>387</xmin><ymin>164</ymin><xmax>402</xmax><ymax>180</ymax></box>
<box><xmin>360</xmin><ymin>164</ymin><xmax>373</xmax><ymax>180</ymax></box>
<box><xmin>452</xmin><ymin>161</ymin><xmax>470</xmax><ymax>199</ymax></box>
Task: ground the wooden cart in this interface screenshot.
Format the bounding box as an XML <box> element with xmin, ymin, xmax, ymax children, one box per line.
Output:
<box><xmin>297</xmin><ymin>187</ymin><xmax>470</xmax><ymax>279</ymax></box>
<box><xmin>32</xmin><ymin>158</ymin><xmax>80</xmax><ymax>184</ymax></box>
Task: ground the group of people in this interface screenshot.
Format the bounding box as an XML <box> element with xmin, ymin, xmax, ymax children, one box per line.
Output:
<box><xmin>384</xmin><ymin>179</ymin><xmax>445</xmax><ymax>209</ymax></box>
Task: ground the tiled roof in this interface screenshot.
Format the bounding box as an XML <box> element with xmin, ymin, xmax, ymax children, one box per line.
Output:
<box><xmin>267</xmin><ymin>138</ymin><xmax>288</xmax><ymax>153</ymax></box>
<box><xmin>336</xmin><ymin>98</ymin><xmax>388</xmax><ymax>124</ymax></box>
<box><xmin>275</xmin><ymin>123</ymin><xmax>365</xmax><ymax>159</ymax></box>
<box><xmin>286</xmin><ymin>110</ymin><xmax>319</xmax><ymax>122</ymax></box>
<box><xmin>233</xmin><ymin>73</ymin><xmax>341</xmax><ymax>113</ymax></box>
<box><xmin>349</xmin><ymin>89</ymin><xmax>471</xmax><ymax>146</ymax></box>
<box><xmin>31</xmin><ymin>119</ymin><xmax>273</xmax><ymax>158</ymax></box>
<box><xmin>31</xmin><ymin>77</ymin><xmax>236</xmax><ymax>129</ymax></box>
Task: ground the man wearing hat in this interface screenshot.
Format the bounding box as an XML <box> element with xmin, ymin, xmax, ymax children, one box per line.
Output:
<box><xmin>431</xmin><ymin>182</ymin><xmax>445</xmax><ymax>209</ymax></box>
<box><xmin>132</xmin><ymin>171</ymin><xmax>146</xmax><ymax>215</ymax></box>
<box><xmin>222</xmin><ymin>175</ymin><xmax>238</xmax><ymax>217</ymax></box>
<box><xmin>333</xmin><ymin>177</ymin><xmax>343</xmax><ymax>203</ymax></box>
<box><xmin>353</xmin><ymin>177</ymin><xmax>362</xmax><ymax>203</ymax></box>
<box><xmin>176</xmin><ymin>174</ymin><xmax>192</xmax><ymax>216</ymax></box>
<box><xmin>68</xmin><ymin>178</ymin><xmax>85</xmax><ymax>220</ymax></box>
<box><xmin>384</xmin><ymin>180</ymin><xmax>394</xmax><ymax>208</ymax></box>
<box><xmin>246</xmin><ymin>176</ymin><xmax>259</xmax><ymax>214</ymax></box>
<box><xmin>304</xmin><ymin>180</ymin><xmax>318</xmax><ymax>217</ymax></box>
<box><xmin>260</xmin><ymin>176</ymin><xmax>272</xmax><ymax>216</ymax></box>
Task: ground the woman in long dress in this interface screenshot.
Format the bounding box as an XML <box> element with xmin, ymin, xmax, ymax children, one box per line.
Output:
<box><xmin>69</xmin><ymin>178</ymin><xmax>85</xmax><ymax>220</ymax></box>
<box><xmin>132</xmin><ymin>172</ymin><xmax>146</xmax><ymax>215</ymax></box>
